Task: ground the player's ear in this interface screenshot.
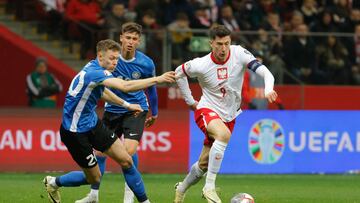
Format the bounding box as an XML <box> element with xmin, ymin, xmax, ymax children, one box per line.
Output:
<box><xmin>209</xmin><ymin>40</ymin><xmax>214</xmax><ymax>49</ymax></box>
<box><xmin>98</xmin><ymin>51</ymin><xmax>104</xmax><ymax>61</ymax></box>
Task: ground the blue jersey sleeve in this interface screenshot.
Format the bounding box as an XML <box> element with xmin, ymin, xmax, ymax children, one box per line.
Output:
<box><xmin>146</xmin><ymin>59</ymin><xmax>158</xmax><ymax>116</ymax></box>
<box><xmin>146</xmin><ymin>85</ymin><xmax>158</xmax><ymax>116</ymax></box>
<box><xmin>88</xmin><ymin>70</ymin><xmax>114</xmax><ymax>83</ymax></box>
<box><xmin>147</xmin><ymin>60</ymin><xmax>156</xmax><ymax>78</ymax></box>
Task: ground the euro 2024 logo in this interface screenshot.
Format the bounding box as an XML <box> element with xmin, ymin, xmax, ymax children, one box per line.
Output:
<box><xmin>248</xmin><ymin>119</ymin><xmax>285</xmax><ymax>164</ymax></box>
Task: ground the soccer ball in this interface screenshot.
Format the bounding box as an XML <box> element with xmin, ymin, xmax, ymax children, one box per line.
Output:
<box><xmin>231</xmin><ymin>193</ymin><xmax>255</xmax><ymax>203</ymax></box>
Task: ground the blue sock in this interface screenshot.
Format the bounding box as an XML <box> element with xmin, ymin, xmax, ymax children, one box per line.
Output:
<box><xmin>132</xmin><ymin>153</ymin><xmax>139</xmax><ymax>168</ymax></box>
<box><xmin>122</xmin><ymin>165</ymin><xmax>148</xmax><ymax>202</ymax></box>
<box><xmin>91</xmin><ymin>156</ymin><xmax>107</xmax><ymax>190</ymax></box>
<box><xmin>55</xmin><ymin>171</ymin><xmax>88</xmax><ymax>187</ymax></box>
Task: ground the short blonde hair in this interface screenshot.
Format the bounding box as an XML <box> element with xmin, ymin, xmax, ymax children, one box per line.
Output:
<box><xmin>96</xmin><ymin>39</ymin><xmax>121</xmax><ymax>53</ymax></box>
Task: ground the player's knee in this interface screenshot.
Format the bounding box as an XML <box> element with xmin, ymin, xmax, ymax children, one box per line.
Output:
<box><xmin>120</xmin><ymin>156</ymin><xmax>133</xmax><ymax>169</ymax></box>
<box><xmin>126</xmin><ymin>146</ymin><xmax>137</xmax><ymax>155</ymax></box>
<box><xmin>217</xmin><ymin>131</ymin><xmax>231</xmax><ymax>143</ymax></box>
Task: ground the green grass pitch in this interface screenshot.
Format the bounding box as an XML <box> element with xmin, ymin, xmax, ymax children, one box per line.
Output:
<box><xmin>0</xmin><ymin>173</ymin><xmax>360</xmax><ymax>203</ymax></box>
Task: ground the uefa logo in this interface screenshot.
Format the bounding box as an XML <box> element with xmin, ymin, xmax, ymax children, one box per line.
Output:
<box><xmin>248</xmin><ymin>119</ymin><xmax>285</xmax><ymax>164</ymax></box>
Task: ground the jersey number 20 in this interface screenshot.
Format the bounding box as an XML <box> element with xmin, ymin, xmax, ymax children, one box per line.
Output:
<box><xmin>68</xmin><ymin>71</ymin><xmax>86</xmax><ymax>97</ymax></box>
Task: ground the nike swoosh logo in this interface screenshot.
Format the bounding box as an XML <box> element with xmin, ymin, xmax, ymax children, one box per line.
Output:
<box><xmin>44</xmin><ymin>181</ymin><xmax>58</xmax><ymax>203</ymax></box>
<box><xmin>49</xmin><ymin>193</ymin><xmax>58</xmax><ymax>203</ymax></box>
<box><xmin>204</xmin><ymin>195</ymin><xmax>217</xmax><ymax>203</ymax></box>
<box><xmin>203</xmin><ymin>191</ymin><xmax>219</xmax><ymax>203</ymax></box>
<box><xmin>111</xmin><ymin>133</ymin><xmax>115</xmax><ymax>138</ymax></box>
<box><xmin>129</xmin><ymin>133</ymin><xmax>138</xmax><ymax>136</ymax></box>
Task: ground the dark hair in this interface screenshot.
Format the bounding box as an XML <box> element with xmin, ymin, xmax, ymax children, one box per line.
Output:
<box><xmin>209</xmin><ymin>24</ymin><xmax>231</xmax><ymax>40</ymax></box>
<box><xmin>35</xmin><ymin>56</ymin><xmax>47</xmax><ymax>67</ymax></box>
<box><xmin>96</xmin><ymin>39</ymin><xmax>121</xmax><ymax>53</ymax></box>
<box><xmin>121</xmin><ymin>22</ymin><xmax>142</xmax><ymax>35</ymax></box>
<box><xmin>176</xmin><ymin>12</ymin><xmax>189</xmax><ymax>21</ymax></box>
<box><xmin>143</xmin><ymin>9</ymin><xmax>156</xmax><ymax>19</ymax></box>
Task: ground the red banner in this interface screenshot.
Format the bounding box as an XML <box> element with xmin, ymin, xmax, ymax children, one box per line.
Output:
<box><xmin>159</xmin><ymin>84</ymin><xmax>360</xmax><ymax>110</ymax></box>
<box><xmin>0</xmin><ymin>109</ymin><xmax>189</xmax><ymax>173</ymax></box>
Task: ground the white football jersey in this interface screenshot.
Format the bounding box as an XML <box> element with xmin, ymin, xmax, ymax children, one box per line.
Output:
<box><xmin>181</xmin><ymin>45</ymin><xmax>258</xmax><ymax>122</ymax></box>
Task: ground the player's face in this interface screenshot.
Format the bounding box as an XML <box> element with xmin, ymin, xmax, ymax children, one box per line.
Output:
<box><xmin>210</xmin><ymin>36</ymin><xmax>231</xmax><ymax>62</ymax></box>
<box><xmin>36</xmin><ymin>62</ymin><xmax>47</xmax><ymax>74</ymax></box>
<box><xmin>98</xmin><ymin>50</ymin><xmax>120</xmax><ymax>71</ymax></box>
<box><xmin>120</xmin><ymin>32</ymin><xmax>140</xmax><ymax>54</ymax></box>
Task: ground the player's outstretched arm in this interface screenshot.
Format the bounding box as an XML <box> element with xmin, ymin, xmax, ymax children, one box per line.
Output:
<box><xmin>175</xmin><ymin>65</ymin><xmax>197</xmax><ymax>110</ymax></box>
<box><xmin>102</xmin><ymin>88</ymin><xmax>143</xmax><ymax>113</ymax></box>
<box><xmin>102</xmin><ymin>71</ymin><xmax>175</xmax><ymax>93</ymax></box>
<box><xmin>254</xmin><ymin>65</ymin><xmax>278</xmax><ymax>103</ymax></box>
<box><xmin>145</xmin><ymin>85</ymin><xmax>158</xmax><ymax>127</ymax></box>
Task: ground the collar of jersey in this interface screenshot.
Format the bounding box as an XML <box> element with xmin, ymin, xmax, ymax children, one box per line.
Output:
<box><xmin>210</xmin><ymin>50</ymin><xmax>231</xmax><ymax>65</ymax></box>
<box><xmin>119</xmin><ymin>54</ymin><xmax>136</xmax><ymax>63</ymax></box>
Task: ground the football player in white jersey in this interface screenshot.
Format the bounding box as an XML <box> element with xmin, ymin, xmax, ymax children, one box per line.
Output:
<box><xmin>174</xmin><ymin>25</ymin><xmax>278</xmax><ymax>203</ymax></box>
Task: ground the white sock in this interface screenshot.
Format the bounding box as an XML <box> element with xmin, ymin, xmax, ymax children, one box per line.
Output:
<box><xmin>204</xmin><ymin>140</ymin><xmax>227</xmax><ymax>190</ymax></box>
<box><xmin>90</xmin><ymin>188</ymin><xmax>99</xmax><ymax>196</ymax></box>
<box><xmin>49</xmin><ymin>177</ymin><xmax>58</xmax><ymax>188</ymax></box>
<box><xmin>124</xmin><ymin>182</ymin><xmax>134</xmax><ymax>203</ymax></box>
<box><xmin>177</xmin><ymin>161</ymin><xmax>204</xmax><ymax>193</ymax></box>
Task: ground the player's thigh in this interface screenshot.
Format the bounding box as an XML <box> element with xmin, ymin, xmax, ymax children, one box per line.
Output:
<box><xmin>103</xmin><ymin>138</ymin><xmax>133</xmax><ymax>168</ymax></box>
<box><xmin>60</xmin><ymin>125</ymin><xmax>100</xmax><ymax>168</ymax></box>
<box><xmin>124</xmin><ymin>138</ymin><xmax>139</xmax><ymax>155</ymax></box>
<box><xmin>207</xmin><ymin>118</ymin><xmax>231</xmax><ymax>143</ymax></box>
<box><xmin>89</xmin><ymin>119</ymin><xmax>118</xmax><ymax>154</ymax></box>
<box><xmin>102</xmin><ymin>111</ymin><xmax>124</xmax><ymax>136</ymax></box>
<box><xmin>122</xmin><ymin>111</ymin><xmax>147</xmax><ymax>142</ymax></box>
<box><xmin>96</xmin><ymin>112</ymin><xmax>124</xmax><ymax>158</ymax></box>
<box><xmin>198</xmin><ymin>145</ymin><xmax>211</xmax><ymax>171</ymax></box>
<box><xmin>94</xmin><ymin>150</ymin><xmax>106</xmax><ymax>157</ymax></box>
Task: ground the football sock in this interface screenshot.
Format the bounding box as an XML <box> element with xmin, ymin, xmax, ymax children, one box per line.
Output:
<box><xmin>132</xmin><ymin>153</ymin><xmax>139</xmax><ymax>168</ymax></box>
<box><xmin>205</xmin><ymin>140</ymin><xmax>227</xmax><ymax>190</ymax></box>
<box><xmin>56</xmin><ymin>171</ymin><xmax>87</xmax><ymax>187</ymax></box>
<box><xmin>48</xmin><ymin>176</ymin><xmax>59</xmax><ymax>188</ymax></box>
<box><xmin>90</xmin><ymin>156</ymin><xmax>107</xmax><ymax>190</ymax></box>
<box><xmin>122</xmin><ymin>164</ymin><xmax>148</xmax><ymax>202</ymax></box>
<box><xmin>177</xmin><ymin>161</ymin><xmax>204</xmax><ymax>193</ymax></box>
<box><xmin>90</xmin><ymin>188</ymin><xmax>99</xmax><ymax>196</ymax></box>
<box><xmin>123</xmin><ymin>153</ymin><xmax>138</xmax><ymax>201</ymax></box>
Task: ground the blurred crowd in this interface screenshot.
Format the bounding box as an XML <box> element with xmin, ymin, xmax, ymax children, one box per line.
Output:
<box><xmin>7</xmin><ymin>0</ymin><xmax>360</xmax><ymax>85</ymax></box>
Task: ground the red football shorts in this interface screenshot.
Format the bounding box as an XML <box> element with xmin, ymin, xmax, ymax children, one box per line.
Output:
<box><xmin>194</xmin><ymin>108</ymin><xmax>235</xmax><ymax>146</ymax></box>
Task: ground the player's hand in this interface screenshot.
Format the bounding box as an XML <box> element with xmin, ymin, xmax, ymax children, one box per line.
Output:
<box><xmin>265</xmin><ymin>90</ymin><xmax>278</xmax><ymax>103</ymax></box>
<box><xmin>189</xmin><ymin>101</ymin><xmax>198</xmax><ymax>111</ymax></box>
<box><xmin>127</xmin><ymin>104</ymin><xmax>143</xmax><ymax>117</ymax></box>
<box><xmin>157</xmin><ymin>71</ymin><xmax>176</xmax><ymax>84</ymax></box>
<box><xmin>145</xmin><ymin>115</ymin><xmax>157</xmax><ymax>127</ymax></box>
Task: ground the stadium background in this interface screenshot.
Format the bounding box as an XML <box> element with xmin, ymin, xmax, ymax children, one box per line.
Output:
<box><xmin>1</xmin><ymin>0</ymin><xmax>360</xmax><ymax>202</ymax></box>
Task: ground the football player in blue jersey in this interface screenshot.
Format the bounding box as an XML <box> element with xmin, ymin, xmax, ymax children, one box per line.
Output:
<box><xmin>75</xmin><ymin>22</ymin><xmax>160</xmax><ymax>203</ymax></box>
<box><xmin>43</xmin><ymin>39</ymin><xmax>175</xmax><ymax>203</ymax></box>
